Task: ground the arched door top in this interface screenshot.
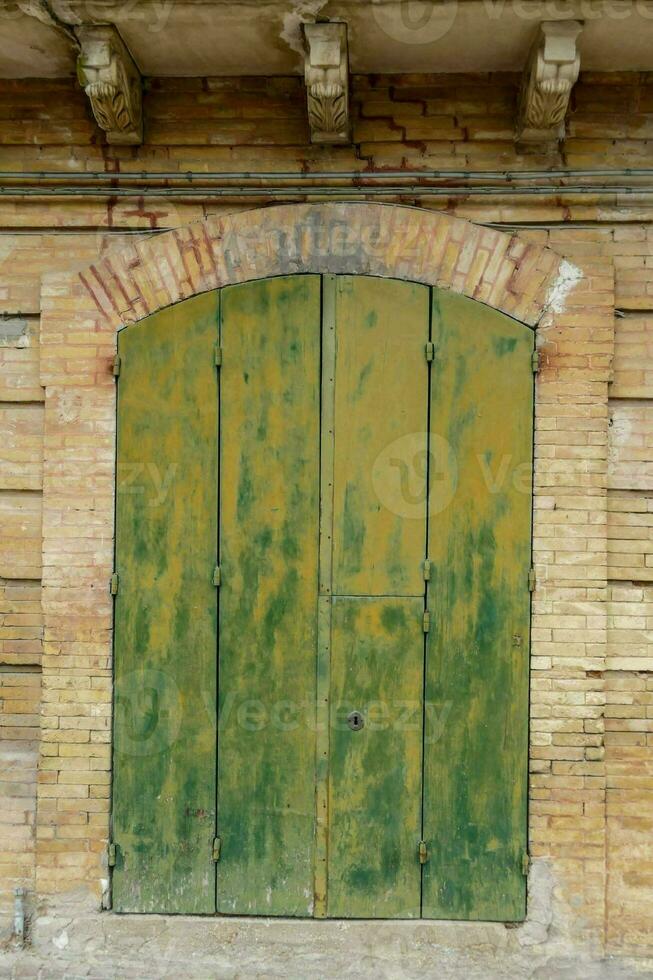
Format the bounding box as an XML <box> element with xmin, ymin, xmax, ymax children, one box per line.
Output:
<box><xmin>80</xmin><ymin>202</ymin><xmax>580</xmax><ymax>332</ymax></box>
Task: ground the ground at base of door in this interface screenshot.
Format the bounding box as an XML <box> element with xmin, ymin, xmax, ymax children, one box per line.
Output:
<box><xmin>1</xmin><ymin>913</ymin><xmax>653</xmax><ymax>980</ymax></box>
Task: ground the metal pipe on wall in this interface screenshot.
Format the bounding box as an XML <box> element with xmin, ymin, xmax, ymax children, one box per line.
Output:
<box><xmin>0</xmin><ymin>169</ymin><xmax>652</xmax><ymax>182</ymax></box>
<box><xmin>0</xmin><ymin>185</ymin><xmax>652</xmax><ymax>199</ymax></box>
<box><xmin>0</xmin><ymin>167</ymin><xmax>652</xmax><ymax>199</ymax></box>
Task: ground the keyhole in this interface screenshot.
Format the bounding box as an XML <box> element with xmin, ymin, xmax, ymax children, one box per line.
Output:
<box><xmin>347</xmin><ymin>710</ymin><xmax>364</xmax><ymax>731</ymax></box>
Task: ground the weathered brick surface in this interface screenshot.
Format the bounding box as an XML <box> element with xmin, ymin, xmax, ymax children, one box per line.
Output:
<box><xmin>611</xmin><ymin>314</ymin><xmax>653</xmax><ymax>400</ymax></box>
<box><xmin>0</xmin><ymin>580</ymin><xmax>42</xmax><ymax>669</ymax></box>
<box><xmin>608</xmin><ymin>584</ymin><xmax>653</xmax><ymax>671</ymax></box>
<box><xmin>605</xmin><ymin>671</ymin><xmax>653</xmax><ymax>953</ymax></box>
<box><xmin>0</xmin><ymin>493</ymin><xmax>41</xmax><ymax>582</ymax></box>
<box><xmin>0</xmin><ymin>668</ymin><xmax>40</xmax><ymax>940</ymax></box>
<box><xmin>0</xmin><ymin>70</ymin><xmax>652</xmax><ymax>955</ymax></box>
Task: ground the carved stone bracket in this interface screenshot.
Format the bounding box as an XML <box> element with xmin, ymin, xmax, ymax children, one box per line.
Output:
<box><xmin>76</xmin><ymin>25</ymin><xmax>143</xmax><ymax>145</ymax></box>
<box><xmin>303</xmin><ymin>22</ymin><xmax>350</xmax><ymax>144</ymax></box>
<box><xmin>517</xmin><ymin>21</ymin><xmax>582</xmax><ymax>143</ymax></box>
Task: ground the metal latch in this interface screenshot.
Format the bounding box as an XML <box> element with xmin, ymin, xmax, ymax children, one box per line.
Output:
<box><xmin>212</xmin><ymin>836</ymin><xmax>222</xmax><ymax>862</ymax></box>
<box><xmin>531</xmin><ymin>349</ymin><xmax>540</xmax><ymax>374</ymax></box>
<box><xmin>108</xmin><ymin>842</ymin><xmax>117</xmax><ymax>868</ymax></box>
<box><xmin>425</xmin><ymin>342</ymin><xmax>435</xmax><ymax>362</ymax></box>
<box><xmin>110</xmin><ymin>573</ymin><xmax>119</xmax><ymax>596</ymax></box>
<box><xmin>418</xmin><ymin>840</ymin><xmax>429</xmax><ymax>865</ymax></box>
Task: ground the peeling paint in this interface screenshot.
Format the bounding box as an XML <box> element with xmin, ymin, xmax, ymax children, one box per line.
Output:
<box><xmin>52</xmin><ymin>929</ymin><xmax>69</xmax><ymax>950</ymax></box>
<box><xmin>545</xmin><ymin>259</ymin><xmax>583</xmax><ymax>315</ymax></box>
<box><xmin>280</xmin><ymin>0</ymin><xmax>330</xmax><ymax>57</ymax></box>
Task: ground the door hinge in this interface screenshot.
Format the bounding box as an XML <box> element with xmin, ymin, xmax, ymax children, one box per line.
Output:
<box><xmin>528</xmin><ymin>567</ymin><xmax>536</xmax><ymax>592</ymax></box>
<box><xmin>422</xmin><ymin>610</ymin><xmax>431</xmax><ymax>633</ymax></box>
<box><xmin>214</xmin><ymin>344</ymin><xmax>223</xmax><ymax>368</ymax></box>
<box><xmin>521</xmin><ymin>851</ymin><xmax>531</xmax><ymax>876</ymax></box>
<box><xmin>108</xmin><ymin>842</ymin><xmax>117</xmax><ymax>868</ymax></box>
<box><xmin>112</xmin><ymin>354</ymin><xmax>121</xmax><ymax>377</ymax></box>
<box><xmin>110</xmin><ymin>572</ymin><xmax>119</xmax><ymax>596</ymax></box>
<box><xmin>212</xmin><ymin>836</ymin><xmax>222</xmax><ymax>862</ymax></box>
<box><xmin>425</xmin><ymin>342</ymin><xmax>435</xmax><ymax>362</ymax></box>
<box><xmin>212</xmin><ymin>565</ymin><xmax>221</xmax><ymax>587</ymax></box>
<box><xmin>418</xmin><ymin>840</ymin><xmax>429</xmax><ymax>865</ymax></box>
<box><xmin>423</xmin><ymin>558</ymin><xmax>431</xmax><ymax>582</ymax></box>
<box><xmin>531</xmin><ymin>349</ymin><xmax>540</xmax><ymax>374</ymax></box>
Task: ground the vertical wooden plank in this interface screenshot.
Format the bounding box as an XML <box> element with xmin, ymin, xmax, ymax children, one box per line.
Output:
<box><xmin>332</xmin><ymin>277</ymin><xmax>430</xmax><ymax>597</ymax></box>
<box><xmin>217</xmin><ymin>275</ymin><xmax>321</xmax><ymax>916</ymax></box>
<box><xmin>327</xmin><ymin>596</ymin><xmax>424</xmax><ymax>918</ymax></box>
<box><xmin>314</xmin><ymin>275</ymin><xmax>337</xmax><ymax>918</ymax></box>
<box><xmin>422</xmin><ymin>289</ymin><xmax>533</xmax><ymax>921</ymax></box>
<box><xmin>112</xmin><ymin>291</ymin><xmax>219</xmax><ymax>914</ymax></box>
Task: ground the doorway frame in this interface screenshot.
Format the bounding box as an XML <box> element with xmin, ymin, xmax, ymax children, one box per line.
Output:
<box><xmin>37</xmin><ymin>202</ymin><xmax>611</xmax><ymax>928</ymax></box>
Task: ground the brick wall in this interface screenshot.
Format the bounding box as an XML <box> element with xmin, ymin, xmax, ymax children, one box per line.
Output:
<box><xmin>0</xmin><ymin>313</ymin><xmax>43</xmax><ymax>937</ymax></box>
<box><xmin>0</xmin><ymin>69</ymin><xmax>652</xmax><ymax>954</ymax></box>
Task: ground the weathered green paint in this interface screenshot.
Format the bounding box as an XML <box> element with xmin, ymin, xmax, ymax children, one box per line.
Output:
<box><xmin>327</xmin><ymin>597</ymin><xmax>424</xmax><ymax>918</ymax></box>
<box><xmin>314</xmin><ymin>276</ymin><xmax>337</xmax><ymax>917</ymax></box>
<box><xmin>112</xmin><ymin>292</ymin><xmax>219</xmax><ymax>914</ymax></box>
<box><xmin>216</xmin><ymin>275</ymin><xmax>321</xmax><ymax>915</ymax></box>
<box><xmin>422</xmin><ymin>288</ymin><xmax>533</xmax><ymax>921</ymax></box>
<box><xmin>111</xmin><ymin>275</ymin><xmax>534</xmax><ymax>922</ymax></box>
<box><xmin>332</xmin><ymin>276</ymin><xmax>430</xmax><ymax>597</ymax></box>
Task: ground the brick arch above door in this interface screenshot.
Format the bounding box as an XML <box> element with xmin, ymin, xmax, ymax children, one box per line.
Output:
<box><xmin>74</xmin><ymin>202</ymin><xmax>579</xmax><ymax>334</ymax></box>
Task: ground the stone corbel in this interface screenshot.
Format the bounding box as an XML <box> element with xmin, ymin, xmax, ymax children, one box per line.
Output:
<box><xmin>303</xmin><ymin>22</ymin><xmax>350</xmax><ymax>144</ymax></box>
<box><xmin>517</xmin><ymin>21</ymin><xmax>582</xmax><ymax>143</ymax></box>
<box><xmin>76</xmin><ymin>25</ymin><xmax>143</xmax><ymax>145</ymax></box>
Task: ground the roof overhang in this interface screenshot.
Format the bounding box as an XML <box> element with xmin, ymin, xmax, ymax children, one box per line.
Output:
<box><xmin>2</xmin><ymin>0</ymin><xmax>653</xmax><ymax>78</ymax></box>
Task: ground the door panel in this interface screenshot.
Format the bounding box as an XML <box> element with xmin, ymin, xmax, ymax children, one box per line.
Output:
<box><xmin>422</xmin><ymin>289</ymin><xmax>533</xmax><ymax>921</ymax></box>
<box><xmin>217</xmin><ymin>275</ymin><xmax>321</xmax><ymax>915</ymax></box>
<box><xmin>111</xmin><ymin>275</ymin><xmax>534</xmax><ymax>922</ymax></box>
<box><xmin>112</xmin><ymin>292</ymin><xmax>219</xmax><ymax>914</ymax></box>
<box><xmin>327</xmin><ymin>596</ymin><xmax>424</xmax><ymax>919</ymax></box>
<box><xmin>332</xmin><ymin>277</ymin><xmax>430</xmax><ymax>597</ymax></box>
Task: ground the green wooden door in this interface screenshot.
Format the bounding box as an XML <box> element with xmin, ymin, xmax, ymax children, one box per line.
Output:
<box><xmin>324</xmin><ymin>276</ymin><xmax>429</xmax><ymax>918</ymax></box>
<box><xmin>112</xmin><ymin>275</ymin><xmax>532</xmax><ymax>921</ymax></box>
<box><xmin>112</xmin><ymin>292</ymin><xmax>219</xmax><ymax>913</ymax></box>
<box><xmin>216</xmin><ymin>276</ymin><xmax>321</xmax><ymax>915</ymax></box>
<box><xmin>421</xmin><ymin>290</ymin><xmax>533</xmax><ymax>921</ymax></box>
